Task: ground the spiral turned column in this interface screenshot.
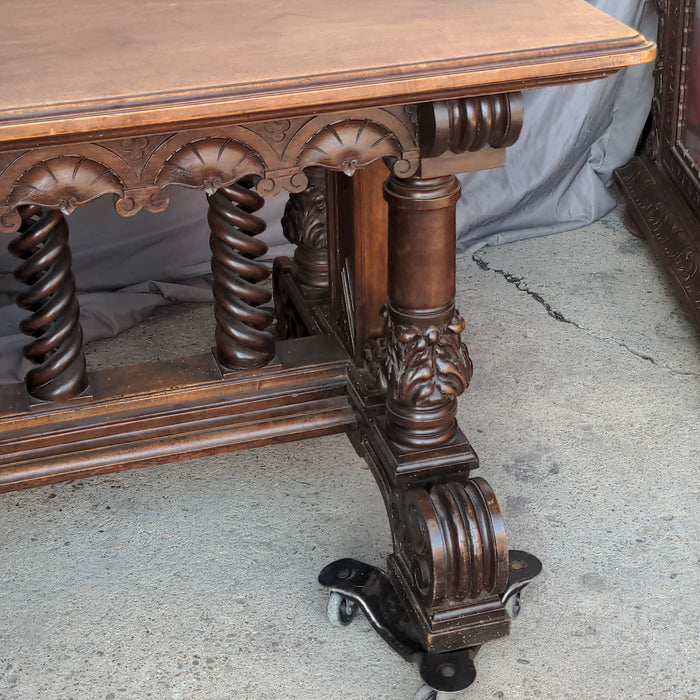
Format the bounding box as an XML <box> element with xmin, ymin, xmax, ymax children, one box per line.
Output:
<box><xmin>9</xmin><ymin>205</ymin><xmax>88</xmax><ymax>402</ymax></box>
<box><xmin>281</xmin><ymin>166</ymin><xmax>329</xmax><ymax>290</ymax></box>
<box><xmin>208</xmin><ymin>177</ymin><xmax>275</xmax><ymax>370</ymax></box>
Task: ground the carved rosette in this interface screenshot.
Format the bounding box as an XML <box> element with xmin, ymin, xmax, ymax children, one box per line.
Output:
<box><xmin>394</xmin><ymin>477</ymin><xmax>509</xmax><ymax>608</ymax></box>
<box><xmin>383</xmin><ymin>309</ymin><xmax>473</xmax><ymax>407</ymax></box>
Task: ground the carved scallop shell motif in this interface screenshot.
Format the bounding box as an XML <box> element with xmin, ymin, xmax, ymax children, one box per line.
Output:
<box><xmin>297</xmin><ymin>120</ymin><xmax>402</xmax><ymax>175</ymax></box>
<box><xmin>7</xmin><ymin>156</ymin><xmax>124</xmax><ymax>214</ymax></box>
<box><xmin>156</xmin><ymin>138</ymin><xmax>264</xmax><ymax>193</ymax></box>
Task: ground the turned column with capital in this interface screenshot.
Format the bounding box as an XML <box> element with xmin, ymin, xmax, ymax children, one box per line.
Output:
<box><xmin>382</xmin><ymin>173</ymin><xmax>472</xmax><ymax>448</ymax></box>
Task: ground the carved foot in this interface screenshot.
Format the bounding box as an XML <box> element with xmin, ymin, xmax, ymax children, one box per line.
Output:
<box><xmin>9</xmin><ymin>205</ymin><xmax>88</xmax><ymax>402</ymax></box>
<box><xmin>208</xmin><ymin>177</ymin><xmax>275</xmax><ymax>370</ymax></box>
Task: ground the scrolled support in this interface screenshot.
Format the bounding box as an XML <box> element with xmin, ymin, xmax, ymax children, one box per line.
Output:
<box><xmin>397</xmin><ymin>477</ymin><xmax>509</xmax><ymax>608</ymax></box>
<box><xmin>9</xmin><ymin>205</ymin><xmax>88</xmax><ymax>402</ymax></box>
<box><xmin>208</xmin><ymin>178</ymin><xmax>275</xmax><ymax>370</ymax></box>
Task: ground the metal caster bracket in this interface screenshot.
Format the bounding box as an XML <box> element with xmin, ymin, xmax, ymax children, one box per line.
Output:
<box><xmin>319</xmin><ymin>550</ymin><xmax>542</xmax><ymax>694</ymax></box>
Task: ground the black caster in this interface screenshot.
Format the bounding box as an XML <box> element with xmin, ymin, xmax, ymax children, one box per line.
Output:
<box><xmin>319</xmin><ymin>550</ymin><xmax>541</xmax><ymax>696</ymax></box>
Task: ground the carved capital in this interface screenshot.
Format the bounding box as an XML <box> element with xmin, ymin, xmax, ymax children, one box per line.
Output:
<box><xmin>282</xmin><ymin>167</ymin><xmax>328</xmax><ymax>249</ymax></box>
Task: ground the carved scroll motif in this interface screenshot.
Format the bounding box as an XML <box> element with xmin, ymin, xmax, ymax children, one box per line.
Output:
<box><xmin>0</xmin><ymin>106</ymin><xmax>420</xmax><ymax>233</ymax></box>
<box><xmin>394</xmin><ymin>477</ymin><xmax>509</xmax><ymax>608</ymax></box>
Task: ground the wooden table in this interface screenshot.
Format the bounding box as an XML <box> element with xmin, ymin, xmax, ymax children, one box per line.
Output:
<box><xmin>0</xmin><ymin>1</ymin><xmax>653</xmax><ymax>693</ymax></box>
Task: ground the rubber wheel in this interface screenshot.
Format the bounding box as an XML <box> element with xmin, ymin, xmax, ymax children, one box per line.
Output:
<box><xmin>326</xmin><ymin>591</ymin><xmax>357</xmax><ymax>627</ymax></box>
<box><xmin>505</xmin><ymin>590</ymin><xmax>522</xmax><ymax>619</ymax></box>
<box><xmin>413</xmin><ymin>685</ymin><xmax>456</xmax><ymax>700</ymax></box>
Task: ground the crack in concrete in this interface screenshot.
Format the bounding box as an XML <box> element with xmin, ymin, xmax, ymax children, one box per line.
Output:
<box><xmin>471</xmin><ymin>252</ymin><xmax>700</xmax><ymax>378</ymax></box>
<box><xmin>472</xmin><ymin>253</ymin><xmax>580</xmax><ymax>326</ymax></box>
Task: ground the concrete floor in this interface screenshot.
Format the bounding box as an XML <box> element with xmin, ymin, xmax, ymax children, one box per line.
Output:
<box><xmin>0</xmin><ymin>202</ymin><xmax>698</xmax><ymax>699</ymax></box>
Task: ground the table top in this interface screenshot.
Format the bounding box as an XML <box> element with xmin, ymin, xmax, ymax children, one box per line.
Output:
<box><xmin>0</xmin><ymin>0</ymin><xmax>654</xmax><ymax>144</ymax></box>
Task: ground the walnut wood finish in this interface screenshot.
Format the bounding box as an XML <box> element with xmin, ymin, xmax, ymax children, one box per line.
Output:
<box><xmin>208</xmin><ymin>178</ymin><xmax>275</xmax><ymax>370</ymax></box>
<box><xmin>0</xmin><ymin>1</ymin><xmax>654</xmax><ymax>146</ymax></box>
<box><xmin>382</xmin><ymin>174</ymin><xmax>472</xmax><ymax>448</ymax></box>
<box><xmin>282</xmin><ymin>167</ymin><xmax>330</xmax><ymax>290</ymax></box>
<box><xmin>616</xmin><ymin>0</ymin><xmax>700</xmax><ymax>328</ymax></box>
<box><xmin>328</xmin><ymin>159</ymin><xmax>390</xmax><ymax>356</ymax></box>
<box><xmin>0</xmin><ymin>0</ymin><xmax>655</xmax><ymax>677</ymax></box>
<box><xmin>10</xmin><ymin>205</ymin><xmax>88</xmax><ymax>401</ymax></box>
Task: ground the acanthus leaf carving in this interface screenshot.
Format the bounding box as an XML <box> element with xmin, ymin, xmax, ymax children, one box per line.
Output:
<box><xmin>281</xmin><ymin>170</ymin><xmax>327</xmax><ymax>249</ymax></box>
<box><xmin>382</xmin><ymin>308</ymin><xmax>473</xmax><ymax>406</ymax></box>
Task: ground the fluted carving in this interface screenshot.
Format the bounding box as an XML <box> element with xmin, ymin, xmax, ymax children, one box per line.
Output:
<box><xmin>208</xmin><ymin>179</ymin><xmax>275</xmax><ymax>370</ymax></box>
<box><xmin>417</xmin><ymin>93</ymin><xmax>524</xmax><ymax>158</ymax></box>
<box><xmin>396</xmin><ymin>477</ymin><xmax>509</xmax><ymax>608</ymax></box>
<box><xmin>9</xmin><ymin>205</ymin><xmax>88</xmax><ymax>401</ymax></box>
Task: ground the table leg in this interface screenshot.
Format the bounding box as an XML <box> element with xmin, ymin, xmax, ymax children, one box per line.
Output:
<box><xmin>9</xmin><ymin>204</ymin><xmax>88</xmax><ymax>402</ymax></box>
<box><xmin>320</xmin><ymin>168</ymin><xmax>541</xmax><ymax>695</ymax></box>
<box><xmin>208</xmin><ymin>177</ymin><xmax>275</xmax><ymax>370</ymax></box>
<box><xmin>383</xmin><ymin>173</ymin><xmax>470</xmax><ymax>448</ymax></box>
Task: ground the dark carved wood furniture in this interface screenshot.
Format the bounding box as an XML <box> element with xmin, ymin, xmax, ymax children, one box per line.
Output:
<box><xmin>0</xmin><ymin>1</ymin><xmax>654</xmax><ymax>694</ymax></box>
<box><xmin>617</xmin><ymin>0</ymin><xmax>700</xmax><ymax>328</ymax></box>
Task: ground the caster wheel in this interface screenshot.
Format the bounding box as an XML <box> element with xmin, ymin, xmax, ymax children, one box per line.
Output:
<box><xmin>413</xmin><ymin>685</ymin><xmax>455</xmax><ymax>700</ymax></box>
<box><xmin>505</xmin><ymin>590</ymin><xmax>522</xmax><ymax>619</ymax></box>
<box><xmin>326</xmin><ymin>591</ymin><xmax>357</xmax><ymax>627</ymax></box>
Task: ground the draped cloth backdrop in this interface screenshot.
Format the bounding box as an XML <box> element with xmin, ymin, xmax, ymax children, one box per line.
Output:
<box><xmin>0</xmin><ymin>0</ymin><xmax>657</xmax><ymax>383</ymax></box>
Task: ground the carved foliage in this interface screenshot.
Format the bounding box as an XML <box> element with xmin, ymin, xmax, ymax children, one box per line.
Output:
<box><xmin>281</xmin><ymin>169</ymin><xmax>327</xmax><ymax>249</ymax></box>
<box><xmin>382</xmin><ymin>309</ymin><xmax>473</xmax><ymax>406</ymax></box>
<box><xmin>619</xmin><ymin>161</ymin><xmax>700</xmax><ymax>311</ymax></box>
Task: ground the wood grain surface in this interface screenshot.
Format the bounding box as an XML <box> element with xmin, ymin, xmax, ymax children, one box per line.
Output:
<box><xmin>0</xmin><ymin>0</ymin><xmax>655</xmax><ymax>143</ymax></box>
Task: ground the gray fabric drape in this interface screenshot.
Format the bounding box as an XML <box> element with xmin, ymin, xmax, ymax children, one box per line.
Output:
<box><xmin>456</xmin><ymin>0</ymin><xmax>657</xmax><ymax>253</ymax></box>
<box><xmin>0</xmin><ymin>0</ymin><xmax>656</xmax><ymax>384</ymax></box>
